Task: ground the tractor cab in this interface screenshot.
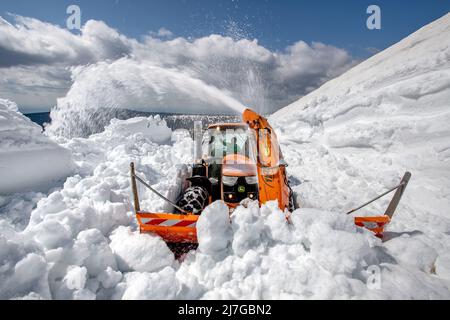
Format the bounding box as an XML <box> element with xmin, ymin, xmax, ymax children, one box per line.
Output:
<box><xmin>202</xmin><ymin>123</ymin><xmax>259</xmax><ymax>206</ymax></box>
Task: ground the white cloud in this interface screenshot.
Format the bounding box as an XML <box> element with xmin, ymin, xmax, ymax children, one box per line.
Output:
<box><xmin>0</xmin><ymin>14</ymin><xmax>357</xmax><ymax>114</ymax></box>
<box><xmin>149</xmin><ymin>27</ymin><xmax>174</xmax><ymax>38</ymax></box>
<box><xmin>0</xmin><ymin>15</ymin><xmax>132</xmax><ymax>67</ymax></box>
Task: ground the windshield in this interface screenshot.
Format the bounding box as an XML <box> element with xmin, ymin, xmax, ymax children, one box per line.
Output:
<box><xmin>207</xmin><ymin>126</ymin><xmax>257</xmax><ymax>163</ymax></box>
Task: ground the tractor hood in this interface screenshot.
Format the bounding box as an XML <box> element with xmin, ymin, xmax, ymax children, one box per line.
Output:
<box><xmin>222</xmin><ymin>154</ymin><xmax>257</xmax><ymax>177</ymax></box>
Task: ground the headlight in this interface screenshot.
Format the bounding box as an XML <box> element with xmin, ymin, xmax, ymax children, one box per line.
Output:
<box><xmin>245</xmin><ymin>176</ymin><xmax>258</xmax><ymax>184</ymax></box>
<box><xmin>222</xmin><ymin>176</ymin><xmax>238</xmax><ymax>186</ymax></box>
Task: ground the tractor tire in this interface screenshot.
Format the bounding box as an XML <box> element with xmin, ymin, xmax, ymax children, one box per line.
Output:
<box><xmin>177</xmin><ymin>186</ymin><xmax>209</xmax><ymax>214</ymax></box>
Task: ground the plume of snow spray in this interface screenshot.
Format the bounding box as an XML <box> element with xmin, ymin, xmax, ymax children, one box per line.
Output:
<box><xmin>46</xmin><ymin>21</ymin><xmax>270</xmax><ymax>138</ymax></box>
<box><xmin>46</xmin><ymin>59</ymin><xmax>247</xmax><ymax>137</ymax></box>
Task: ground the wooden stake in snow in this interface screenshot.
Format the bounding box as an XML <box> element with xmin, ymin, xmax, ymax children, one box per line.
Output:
<box><xmin>130</xmin><ymin>162</ymin><xmax>141</xmax><ymax>213</ymax></box>
<box><xmin>346</xmin><ymin>172</ymin><xmax>411</xmax><ymax>217</ymax></box>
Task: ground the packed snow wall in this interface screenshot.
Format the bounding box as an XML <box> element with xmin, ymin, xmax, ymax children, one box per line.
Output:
<box><xmin>0</xmin><ymin>99</ymin><xmax>74</xmax><ymax>194</ymax></box>
<box><xmin>271</xmin><ymin>13</ymin><xmax>450</xmax><ymax>218</ymax></box>
<box><xmin>271</xmin><ymin>12</ymin><xmax>450</xmax><ymax>287</ymax></box>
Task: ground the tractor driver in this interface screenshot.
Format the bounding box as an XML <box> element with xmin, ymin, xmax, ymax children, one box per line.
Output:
<box><xmin>209</xmin><ymin>135</ymin><xmax>241</xmax><ymax>157</ymax></box>
<box><xmin>230</xmin><ymin>136</ymin><xmax>241</xmax><ymax>154</ymax></box>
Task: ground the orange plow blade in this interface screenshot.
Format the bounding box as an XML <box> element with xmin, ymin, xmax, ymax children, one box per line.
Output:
<box><xmin>354</xmin><ymin>215</ymin><xmax>391</xmax><ymax>238</ymax></box>
<box><xmin>136</xmin><ymin>212</ymin><xmax>199</xmax><ymax>243</ymax></box>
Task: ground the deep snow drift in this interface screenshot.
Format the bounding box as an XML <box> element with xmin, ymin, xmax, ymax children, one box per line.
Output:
<box><xmin>2</xmin><ymin>113</ymin><xmax>449</xmax><ymax>298</ymax></box>
<box><xmin>2</xmin><ymin>115</ymin><xmax>448</xmax><ymax>299</ymax></box>
<box><xmin>1</xmin><ymin>14</ymin><xmax>450</xmax><ymax>299</ymax></box>
<box><xmin>0</xmin><ymin>99</ymin><xmax>74</xmax><ymax>195</ymax></box>
<box><xmin>0</xmin><ymin>115</ymin><xmax>191</xmax><ymax>299</ymax></box>
<box><xmin>272</xmin><ymin>13</ymin><xmax>450</xmax><ymax>286</ymax></box>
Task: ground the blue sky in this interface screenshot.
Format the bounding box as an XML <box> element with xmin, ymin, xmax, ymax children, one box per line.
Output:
<box><xmin>1</xmin><ymin>0</ymin><xmax>449</xmax><ymax>57</ymax></box>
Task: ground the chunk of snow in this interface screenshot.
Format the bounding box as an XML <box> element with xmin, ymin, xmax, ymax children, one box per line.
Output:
<box><xmin>197</xmin><ymin>201</ymin><xmax>232</xmax><ymax>254</ymax></box>
<box><xmin>72</xmin><ymin>229</ymin><xmax>118</xmax><ymax>276</ymax></box>
<box><xmin>26</xmin><ymin>220</ymin><xmax>73</xmax><ymax>250</ymax></box>
<box><xmin>230</xmin><ymin>201</ymin><xmax>265</xmax><ymax>256</ymax></box>
<box><xmin>115</xmin><ymin>267</ymin><xmax>180</xmax><ymax>300</ymax></box>
<box><xmin>98</xmin><ymin>267</ymin><xmax>123</xmax><ymax>289</ymax></box>
<box><xmin>63</xmin><ymin>265</ymin><xmax>87</xmax><ymax>290</ymax></box>
<box><xmin>109</xmin><ymin>226</ymin><xmax>175</xmax><ymax>273</ymax></box>
<box><xmin>0</xmin><ymin>222</ymin><xmax>50</xmax><ymax>299</ymax></box>
<box><xmin>435</xmin><ymin>254</ymin><xmax>450</xmax><ymax>280</ymax></box>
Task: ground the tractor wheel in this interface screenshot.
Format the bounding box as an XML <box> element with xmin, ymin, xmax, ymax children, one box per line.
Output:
<box><xmin>177</xmin><ymin>186</ymin><xmax>209</xmax><ymax>214</ymax></box>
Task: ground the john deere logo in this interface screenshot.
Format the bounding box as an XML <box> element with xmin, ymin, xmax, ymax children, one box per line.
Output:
<box><xmin>238</xmin><ymin>186</ymin><xmax>246</xmax><ymax>193</ymax></box>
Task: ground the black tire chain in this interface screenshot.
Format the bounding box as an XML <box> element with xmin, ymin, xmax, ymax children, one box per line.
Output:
<box><xmin>177</xmin><ymin>186</ymin><xmax>209</xmax><ymax>214</ymax></box>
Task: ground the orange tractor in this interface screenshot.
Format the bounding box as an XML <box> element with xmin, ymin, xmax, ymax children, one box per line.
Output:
<box><xmin>130</xmin><ymin>108</ymin><xmax>411</xmax><ymax>255</ymax></box>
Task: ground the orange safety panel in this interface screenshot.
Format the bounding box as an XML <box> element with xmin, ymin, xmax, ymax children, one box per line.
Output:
<box><xmin>354</xmin><ymin>215</ymin><xmax>391</xmax><ymax>238</ymax></box>
<box><xmin>137</xmin><ymin>212</ymin><xmax>199</xmax><ymax>243</ymax></box>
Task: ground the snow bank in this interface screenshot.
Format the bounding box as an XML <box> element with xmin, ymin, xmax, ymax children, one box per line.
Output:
<box><xmin>114</xmin><ymin>201</ymin><xmax>448</xmax><ymax>300</ymax></box>
<box><xmin>0</xmin><ymin>115</ymin><xmax>193</xmax><ymax>299</ymax></box>
<box><xmin>0</xmin><ymin>99</ymin><xmax>74</xmax><ymax>194</ymax></box>
<box><xmin>271</xmin><ymin>13</ymin><xmax>450</xmax><ymax>293</ymax></box>
<box><xmin>271</xmin><ymin>13</ymin><xmax>450</xmax><ymax>213</ymax></box>
<box><xmin>0</xmin><ymin>221</ymin><xmax>50</xmax><ymax>299</ymax></box>
<box><xmin>180</xmin><ymin>202</ymin><xmax>449</xmax><ymax>299</ymax></box>
<box><xmin>1</xmin><ymin>109</ymin><xmax>449</xmax><ymax>299</ymax></box>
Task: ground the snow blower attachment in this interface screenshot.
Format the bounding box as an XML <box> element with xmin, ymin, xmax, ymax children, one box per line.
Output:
<box><xmin>130</xmin><ymin>108</ymin><xmax>411</xmax><ymax>257</ymax></box>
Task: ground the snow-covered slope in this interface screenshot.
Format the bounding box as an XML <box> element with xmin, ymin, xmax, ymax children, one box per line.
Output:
<box><xmin>271</xmin><ymin>12</ymin><xmax>450</xmax><ymax>285</ymax></box>
<box><xmin>0</xmin><ymin>99</ymin><xmax>74</xmax><ymax>194</ymax></box>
